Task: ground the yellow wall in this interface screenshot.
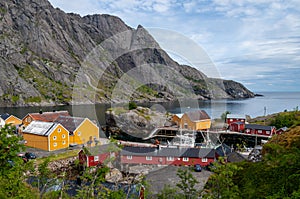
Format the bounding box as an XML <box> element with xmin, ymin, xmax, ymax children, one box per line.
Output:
<box><xmin>48</xmin><ymin>125</ymin><xmax>69</xmax><ymax>151</ymax></box>
<box><xmin>70</xmin><ymin>119</ymin><xmax>99</xmax><ymax>147</ymax></box>
<box><xmin>179</xmin><ymin>114</ymin><xmax>211</xmax><ymax>131</ymax></box>
<box><xmin>23</xmin><ymin>133</ymin><xmax>48</xmax><ymax>151</ymax></box>
<box><xmin>5</xmin><ymin>116</ymin><xmax>22</xmax><ymax>126</ymax></box>
<box><xmin>22</xmin><ymin>115</ymin><xmax>33</xmax><ymax>126</ymax></box>
<box><xmin>172</xmin><ymin>115</ymin><xmax>181</xmax><ymax>126</ymax></box>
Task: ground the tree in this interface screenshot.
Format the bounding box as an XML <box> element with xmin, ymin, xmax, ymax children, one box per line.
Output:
<box><xmin>176</xmin><ymin>168</ymin><xmax>200</xmax><ymax>199</ymax></box>
<box><xmin>0</xmin><ymin>125</ymin><xmax>37</xmax><ymax>198</ymax></box>
<box><xmin>202</xmin><ymin>158</ymin><xmax>241</xmax><ymax>199</ymax></box>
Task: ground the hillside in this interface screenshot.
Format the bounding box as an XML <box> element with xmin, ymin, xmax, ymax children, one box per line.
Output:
<box><xmin>0</xmin><ymin>0</ymin><xmax>254</xmax><ymax>107</ymax></box>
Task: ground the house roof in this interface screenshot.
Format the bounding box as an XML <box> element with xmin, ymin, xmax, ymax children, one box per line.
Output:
<box><xmin>121</xmin><ymin>146</ymin><xmax>216</xmax><ymax>158</ymax></box>
<box><xmin>174</xmin><ymin>113</ymin><xmax>184</xmax><ymax>118</ymax></box>
<box><xmin>230</xmin><ymin>121</ymin><xmax>245</xmax><ymax>125</ymax></box>
<box><xmin>54</xmin><ymin>116</ymin><xmax>85</xmax><ymax>134</ymax></box>
<box><xmin>23</xmin><ymin>121</ymin><xmax>60</xmax><ymax>136</ymax></box>
<box><xmin>226</xmin><ymin>114</ymin><xmax>246</xmax><ymax>119</ymax></box>
<box><xmin>245</xmin><ymin>124</ymin><xmax>275</xmax><ymax>131</ymax></box>
<box><xmin>227</xmin><ymin>152</ymin><xmax>246</xmax><ymax>163</ymax></box>
<box><xmin>25</xmin><ymin>111</ymin><xmax>70</xmax><ymax>122</ymax></box>
<box><xmin>185</xmin><ymin>110</ymin><xmax>210</xmax><ymax>121</ymax></box>
<box><xmin>83</xmin><ymin>144</ymin><xmax>120</xmax><ymax>156</ymax></box>
<box><xmin>0</xmin><ymin>113</ymin><xmax>11</xmax><ymax>120</ymax></box>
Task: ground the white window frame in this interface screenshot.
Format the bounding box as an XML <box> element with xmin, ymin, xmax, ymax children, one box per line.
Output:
<box><xmin>202</xmin><ymin>157</ymin><xmax>208</xmax><ymax>162</ymax></box>
<box><xmin>78</xmin><ymin>132</ymin><xmax>81</xmax><ymax>136</ymax></box>
<box><xmin>53</xmin><ymin>142</ymin><xmax>57</xmax><ymax>147</ymax></box>
<box><xmin>258</xmin><ymin>130</ymin><xmax>262</xmax><ymax>134</ymax></box>
<box><xmin>126</xmin><ymin>155</ymin><xmax>132</xmax><ymax>160</ymax></box>
<box><xmin>146</xmin><ymin>156</ymin><xmax>152</xmax><ymax>161</ymax></box>
<box><xmin>182</xmin><ymin>157</ymin><xmax>189</xmax><ymax>162</ymax></box>
<box><xmin>58</xmin><ymin>128</ymin><xmax>61</xmax><ymax>133</ymax></box>
<box><xmin>53</xmin><ymin>136</ymin><xmax>57</xmax><ymax>140</ymax></box>
<box><xmin>167</xmin><ymin>156</ymin><xmax>174</xmax><ymax>161</ymax></box>
<box><xmin>62</xmin><ymin>134</ymin><xmax>65</xmax><ymax>139</ymax></box>
<box><xmin>266</xmin><ymin>131</ymin><xmax>270</xmax><ymax>134</ymax></box>
<box><xmin>62</xmin><ymin>140</ymin><xmax>66</xmax><ymax>145</ymax></box>
<box><xmin>94</xmin><ymin>156</ymin><xmax>99</xmax><ymax>162</ymax></box>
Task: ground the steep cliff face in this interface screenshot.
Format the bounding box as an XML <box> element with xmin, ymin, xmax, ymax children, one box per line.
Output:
<box><xmin>0</xmin><ymin>0</ymin><xmax>254</xmax><ymax>107</ymax></box>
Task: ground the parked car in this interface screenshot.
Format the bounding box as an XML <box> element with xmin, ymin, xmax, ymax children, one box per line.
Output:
<box><xmin>25</xmin><ymin>152</ymin><xmax>37</xmax><ymax>159</ymax></box>
<box><xmin>194</xmin><ymin>164</ymin><xmax>202</xmax><ymax>172</ymax></box>
<box><xmin>17</xmin><ymin>153</ymin><xmax>28</xmax><ymax>163</ymax></box>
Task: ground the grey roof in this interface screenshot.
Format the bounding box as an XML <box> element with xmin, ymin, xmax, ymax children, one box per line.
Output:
<box><xmin>0</xmin><ymin>113</ymin><xmax>10</xmax><ymax>120</ymax></box>
<box><xmin>83</xmin><ymin>144</ymin><xmax>120</xmax><ymax>156</ymax></box>
<box><xmin>23</xmin><ymin>121</ymin><xmax>59</xmax><ymax>136</ymax></box>
<box><xmin>54</xmin><ymin>116</ymin><xmax>85</xmax><ymax>134</ymax></box>
<box><xmin>186</xmin><ymin>110</ymin><xmax>210</xmax><ymax>121</ymax></box>
<box><xmin>245</xmin><ymin>124</ymin><xmax>275</xmax><ymax>131</ymax></box>
<box><xmin>121</xmin><ymin>146</ymin><xmax>216</xmax><ymax>158</ymax></box>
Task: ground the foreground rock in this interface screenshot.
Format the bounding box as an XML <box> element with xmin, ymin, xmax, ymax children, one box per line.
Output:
<box><xmin>105</xmin><ymin>106</ymin><xmax>170</xmax><ymax>139</ymax></box>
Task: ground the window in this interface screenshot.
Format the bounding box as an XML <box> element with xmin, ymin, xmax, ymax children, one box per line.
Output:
<box><xmin>126</xmin><ymin>155</ymin><xmax>132</xmax><ymax>160</ymax></box>
<box><xmin>146</xmin><ymin>156</ymin><xmax>152</xmax><ymax>161</ymax></box>
<box><xmin>62</xmin><ymin>134</ymin><xmax>65</xmax><ymax>139</ymax></box>
<box><xmin>58</xmin><ymin>128</ymin><xmax>61</xmax><ymax>133</ymax></box>
<box><xmin>258</xmin><ymin>130</ymin><xmax>262</xmax><ymax>134</ymax></box>
<box><xmin>62</xmin><ymin>140</ymin><xmax>66</xmax><ymax>145</ymax></box>
<box><xmin>77</xmin><ymin>132</ymin><xmax>81</xmax><ymax>136</ymax></box>
<box><xmin>182</xmin><ymin>157</ymin><xmax>189</xmax><ymax>162</ymax></box>
<box><xmin>53</xmin><ymin>142</ymin><xmax>57</xmax><ymax>147</ymax></box>
<box><xmin>266</xmin><ymin>131</ymin><xmax>270</xmax><ymax>134</ymax></box>
<box><xmin>94</xmin><ymin>156</ymin><xmax>99</xmax><ymax>161</ymax></box>
<box><xmin>53</xmin><ymin>136</ymin><xmax>57</xmax><ymax>140</ymax></box>
<box><xmin>167</xmin><ymin>156</ymin><xmax>174</xmax><ymax>161</ymax></box>
<box><xmin>230</xmin><ymin>119</ymin><xmax>233</xmax><ymax>122</ymax></box>
<box><xmin>202</xmin><ymin>158</ymin><xmax>208</xmax><ymax>162</ymax></box>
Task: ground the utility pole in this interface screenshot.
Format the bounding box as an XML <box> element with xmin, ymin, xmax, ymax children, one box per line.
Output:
<box><xmin>264</xmin><ymin>106</ymin><xmax>267</xmax><ymax>125</ymax></box>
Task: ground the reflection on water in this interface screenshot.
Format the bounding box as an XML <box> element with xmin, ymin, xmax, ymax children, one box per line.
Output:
<box><xmin>0</xmin><ymin>92</ymin><xmax>299</xmax><ymax>125</ymax></box>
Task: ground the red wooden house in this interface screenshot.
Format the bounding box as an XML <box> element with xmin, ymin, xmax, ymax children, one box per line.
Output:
<box><xmin>78</xmin><ymin>144</ymin><xmax>118</xmax><ymax>167</ymax></box>
<box><xmin>120</xmin><ymin>146</ymin><xmax>217</xmax><ymax>167</ymax></box>
<box><xmin>244</xmin><ymin>124</ymin><xmax>276</xmax><ymax>136</ymax></box>
<box><xmin>229</xmin><ymin>122</ymin><xmax>245</xmax><ymax>132</ymax></box>
<box><xmin>226</xmin><ymin>114</ymin><xmax>246</xmax><ymax>125</ymax></box>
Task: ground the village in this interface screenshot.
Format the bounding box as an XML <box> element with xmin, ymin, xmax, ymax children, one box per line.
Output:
<box><xmin>0</xmin><ymin>108</ymin><xmax>287</xmax><ymax>168</ymax></box>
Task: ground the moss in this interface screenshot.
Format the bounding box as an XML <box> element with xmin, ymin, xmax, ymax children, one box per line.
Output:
<box><xmin>25</xmin><ymin>96</ymin><xmax>41</xmax><ymax>103</ymax></box>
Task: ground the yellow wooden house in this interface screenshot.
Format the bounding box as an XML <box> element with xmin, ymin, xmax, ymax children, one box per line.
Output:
<box><xmin>0</xmin><ymin>113</ymin><xmax>22</xmax><ymax>126</ymax></box>
<box><xmin>172</xmin><ymin>110</ymin><xmax>211</xmax><ymax>131</ymax></box>
<box><xmin>22</xmin><ymin>121</ymin><xmax>69</xmax><ymax>151</ymax></box>
<box><xmin>54</xmin><ymin>116</ymin><xmax>100</xmax><ymax>147</ymax></box>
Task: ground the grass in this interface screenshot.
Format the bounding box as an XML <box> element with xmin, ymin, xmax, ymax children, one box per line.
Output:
<box><xmin>35</xmin><ymin>149</ymin><xmax>80</xmax><ymax>165</ymax></box>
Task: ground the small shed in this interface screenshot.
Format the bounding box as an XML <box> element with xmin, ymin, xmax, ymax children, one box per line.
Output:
<box><xmin>226</xmin><ymin>114</ymin><xmax>246</xmax><ymax>125</ymax></box>
<box><xmin>229</xmin><ymin>121</ymin><xmax>245</xmax><ymax>132</ymax></box>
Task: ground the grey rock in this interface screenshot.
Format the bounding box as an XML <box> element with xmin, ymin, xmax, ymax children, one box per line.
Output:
<box><xmin>0</xmin><ymin>0</ymin><xmax>254</xmax><ymax>107</ymax></box>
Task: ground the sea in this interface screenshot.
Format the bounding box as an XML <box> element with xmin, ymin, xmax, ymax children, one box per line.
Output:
<box><xmin>0</xmin><ymin>92</ymin><xmax>299</xmax><ymax>125</ymax></box>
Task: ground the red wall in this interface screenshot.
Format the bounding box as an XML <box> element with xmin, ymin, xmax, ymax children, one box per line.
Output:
<box><xmin>227</xmin><ymin>118</ymin><xmax>245</xmax><ymax>125</ymax></box>
<box><xmin>229</xmin><ymin>123</ymin><xmax>245</xmax><ymax>132</ymax></box>
<box><xmin>87</xmin><ymin>153</ymin><xmax>110</xmax><ymax>167</ymax></box>
<box><xmin>244</xmin><ymin>128</ymin><xmax>275</xmax><ymax>136</ymax></box>
<box><xmin>121</xmin><ymin>156</ymin><xmax>214</xmax><ymax>167</ymax></box>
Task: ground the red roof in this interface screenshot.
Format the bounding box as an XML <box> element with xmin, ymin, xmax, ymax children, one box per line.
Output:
<box><xmin>27</xmin><ymin>111</ymin><xmax>70</xmax><ymax>122</ymax></box>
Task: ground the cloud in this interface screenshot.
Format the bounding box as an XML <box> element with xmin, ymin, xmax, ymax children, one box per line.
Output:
<box><xmin>47</xmin><ymin>0</ymin><xmax>300</xmax><ymax>91</ymax></box>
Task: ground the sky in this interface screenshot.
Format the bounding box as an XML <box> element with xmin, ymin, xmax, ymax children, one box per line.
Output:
<box><xmin>48</xmin><ymin>0</ymin><xmax>300</xmax><ymax>92</ymax></box>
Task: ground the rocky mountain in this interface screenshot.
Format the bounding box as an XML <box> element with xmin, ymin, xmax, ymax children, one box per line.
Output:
<box><xmin>0</xmin><ymin>0</ymin><xmax>254</xmax><ymax>107</ymax></box>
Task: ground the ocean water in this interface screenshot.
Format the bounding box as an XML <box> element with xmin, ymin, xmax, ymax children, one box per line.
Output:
<box><xmin>0</xmin><ymin>92</ymin><xmax>299</xmax><ymax>124</ymax></box>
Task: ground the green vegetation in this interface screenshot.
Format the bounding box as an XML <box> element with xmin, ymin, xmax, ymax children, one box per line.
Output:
<box><xmin>129</xmin><ymin>101</ymin><xmax>137</xmax><ymax>110</ymax></box>
<box><xmin>15</xmin><ymin>64</ymin><xmax>72</xmax><ymax>103</ymax></box>
<box><xmin>270</xmin><ymin>109</ymin><xmax>300</xmax><ymax>128</ymax></box>
<box><xmin>203</xmin><ymin>126</ymin><xmax>300</xmax><ymax>198</ymax></box>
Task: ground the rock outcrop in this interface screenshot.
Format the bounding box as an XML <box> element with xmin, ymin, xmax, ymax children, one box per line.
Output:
<box><xmin>0</xmin><ymin>0</ymin><xmax>254</xmax><ymax>107</ymax></box>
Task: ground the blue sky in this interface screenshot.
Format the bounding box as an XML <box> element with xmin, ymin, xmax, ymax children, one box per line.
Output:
<box><xmin>48</xmin><ymin>0</ymin><xmax>300</xmax><ymax>92</ymax></box>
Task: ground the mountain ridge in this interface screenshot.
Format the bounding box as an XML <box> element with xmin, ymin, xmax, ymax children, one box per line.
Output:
<box><xmin>0</xmin><ymin>0</ymin><xmax>254</xmax><ymax>107</ymax></box>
